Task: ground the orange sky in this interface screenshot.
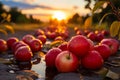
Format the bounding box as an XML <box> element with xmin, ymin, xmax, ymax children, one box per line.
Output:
<box><xmin>1</xmin><ymin>0</ymin><xmax>94</xmax><ymax>22</ymax></box>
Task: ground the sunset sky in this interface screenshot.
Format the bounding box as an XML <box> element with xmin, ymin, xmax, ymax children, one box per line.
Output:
<box><xmin>1</xmin><ymin>0</ymin><xmax>95</xmax><ymax>22</ymax></box>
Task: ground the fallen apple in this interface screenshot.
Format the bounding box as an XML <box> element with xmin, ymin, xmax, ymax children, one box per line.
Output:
<box><xmin>55</xmin><ymin>51</ymin><xmax>79</xmax><ymax>72</ymax></box>
<box><xmin>45</xmin><ymin>48</ymin><xmax>62</xmax><ymax>67</ymax></box>
<box><xmin>81</xmin><ymin>50</ymin><xmax>104</xmax><ymax>70</ymax></box>
<box><xmin>68</xmin><ymin>35</ymin><xmax>90</xmax><ymax>57</ymax></box>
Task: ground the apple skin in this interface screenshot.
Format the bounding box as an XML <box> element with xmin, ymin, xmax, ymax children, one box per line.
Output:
<box><xmin>87</xmin><ymin>39</ymin><xmax>94</xmax><ymax>51</ymax></box>
<box><xmin>100</xmin><ymin>38</ymin><xmax>119</xmax><ymax>55</ymax></box>
<box><xmin>37</xmin><ymin>35</ymin><xmax>47</xmax><ymax>44</ymax></box>
<box><xmin>96</xmin><ymin>33</ymin><xmax>104</xmax><ymax>42</ymax></box>
<box><xmin>14</xmin><ymin>42</ymin><xmax>28</xmax><ymax>53</ymax></box>
<box><xmin>11</xmin><ymin>41</ymin><xmax>25</xmax><ymax>52</ymax></box>
<box><xmin>15</xmin><ymin>46</ymin><xmax>33</xmax><ymax>62</ymax></box>
<box><xmin>87</xmin><ymin>32</ymin><xmax>97</xmax><ymax>41</ymax></box>
<box><xmin>22</xmin><ymin>34</ymin><xmax>35</xmax><ymax>44</ymax></box>
<box><xmin>34</xmin><ymin>29</ymin><xmax>45</xmax><ymax>36</ymax></box>
<box><xmin>94</xmin><ymin>44</ymin><xmax>111</xmax><ymax>60</ymax></box>
<box><xmin>0</xmin><ymin>39</ymin><xmax>8</xmax><ymax>52</ymax></box>
<box><xmin>81</xmin><ymin>50</ymin><xmax>104</xmax><ymax>70</ymax></box>
<box><xmin>101</xmin><ymin>30</ymin><xmax>109</xmax><ymax>36</ymax></box>
<box><xmin>54</xmin><ymin>36</ymin><xmax>64</xmax><ymax>41</ymax></box>
<box><xmin>7</xmin><ymin>37</ymin><xmax>19</xmax><ymax>49</ymax></box>
<box><xmin>55</xmin><ymin>51</ymin><xmax>79</xmax><ymax>72</ymax></box>
<box><xmin>28</xmin><ymin>39</ymin><xmax>42</xmax><ymax>52</ymax></box>
<box><xmin>45</xmin><ymin>48</ymin><xmax>62</xmax><ymax>67</ymax></box>
<box><xmin>84</xmin><ymin>29</ymin><xmax>91</xmax><ymax>36</ymax></box>
<box><xmin>68</xmin><ymin>35</ymin><xmax>90</xmax><ymax>57</ymax></box>
<box><xmin>58</xmin><ymin>42</ymin><xmax>68</xmax><ymax>51</ymax></box>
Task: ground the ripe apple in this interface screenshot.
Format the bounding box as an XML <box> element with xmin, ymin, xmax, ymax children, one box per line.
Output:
<box><xmin>14</xmin><ymin>42</ymin><xmax>29</xmax><ymax>53</ymax></box>
<box><xmin>48</xmin><ymin>32</ymin><xmax>57</xmax><ymax>39</ymax></box>
<box><xmin>94</xmin><ymin>44</ymin><xmax>111</xmax><ymax>60</ymax></box>
<box><xmin>81</xmin><ymin>50</ymin><xmax>104</xmax><ymax>69</ymax></box>
<box><xmin>11</xmin><ymin>41</ymin><xmax>25</xmax><ymax>52</ymax></box>
<box><xmin>68</xmin><ymin>35</ymin><xmax>90</xmax><ymax>57</ymax></box>
<box><xmin>100</xmin><ymin>38</ymin><xmax>119</xmax><ymax>55</ymax></box>
<box><xmin>101</xmin><ymin>30</ymin><xmax>109</xmax><ymax>36</ymax></box>
<box><xmin>15</xmin><ymin>46</ymin><xmax>33</xmax><ymax>61</ymax></box>
<box><xmin>22</xmin><ymin>34</ymin><xmax>35</xmax><ymax>44</ymax></box>
<box><xmin>34</xmin><ymin>29</ymin><xmax>45</xmax><ymax>36</ymax></box>
<box><xmin>87</xmin><ymin>39</ymin><xmax>94</xmax><ymax>51</ymax></box>
<box><xmin>28</xmin><ymin>39</ymin><xmax>42</xmax><ymax>52</ymax></box>
<box><xmin>0</xmin><ymin>39</ymin><xmax>8</xmax><ymax>52</ymax></box>
<box><xmin>58</xmin><ymin>42</ymin><xmax>68</xmax><ymax>51</ymax></box>
<box><xmin>84</xmin><ymin>29</ymin><xmax>91</xmax><ymax>35</ymax></box>
<box><xmin>54</xmin><ymin>36</ymin><xmax>64</xmax><ymax>41</ymax></box>
<box><xmin>96</xmin><ymin>33</ymin><xmax>104</xmax><ymax>42</ymax></box>
<box><xmin>55</xmin><ymin>51</ymin><xmax>79</xmax><ymax>72</ymax></box>
<box><xmin>87</xmin><ymin>32</ymin><xmax>97</xmax><ymax>41</ymax></box>
<box><xmin>45</xmin><ymin>48</ymin><xmax>62</xmax><ymax>67</ymax></box>
<box><xmin>7</xmin><ymin>37</ymin><xmax>19</xmax><ymax>49</ymax></box>
<box><xmin>37</xmin><ymin>35</ymin><xmax>47</xmax><ymax>44</ymax></box>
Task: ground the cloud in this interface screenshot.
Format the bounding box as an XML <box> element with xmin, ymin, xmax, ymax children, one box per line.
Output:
<box><xmin>1</xmin><ymin>0</ymin><xmax>55</xmax><ymax>10</ymax></box>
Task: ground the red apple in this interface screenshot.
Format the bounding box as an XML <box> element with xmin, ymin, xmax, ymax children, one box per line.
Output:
<box><xmin>28</xmin><ymin>39</ymin><xmax>42</xmax><ymax>52</ymax></box>
<box><xmin>81</xmin><ymin>50</ymin><xmax>104</xmax><ymax>69</ymax></box>
<box><xmin>55</xmin><ymin>51</ymin><xmax>79</xmax><ymax>72</ymax></box>
<box><xmin>49</xmin><ymin>32</ymin><xmax>57</xmax><ymax>39</ymax></box>
<box><xmin>87</xmin><ymin>39</ymin><xmax>94</xmax><ymax>51</ymax></box>
<box><xmin>100</xmin><ymin>38</ymin><xmax>119</xmax><ymax>55</ymax></box>
<box><xmin>94</xmin><ymin>44</ymin><xmax>111</xmax><ymax>60</ymax></box>
<box><xmin>101</xmin><ymin>30</ymin><xmax>109</xmax><ymax>36</ymax></box>
<box><xmin>22</xmin><ymin>34</ymin><xmax>35</xmax><ymax>44</ymax></box>
<box><xmin>87</xmin><ymin>32</ymin><xmax>97</xmax><ymax>41</ymax></box>
<box><xmin>68</xmin><ymin>35</ymin><xmax>90</xmax><ymax>57</ymax></box>
<box><xmin>14</xmin><ymin>42</ymin><xmax>29</xmax><ymax>53</ymax></box>
<box><xmin>7</xmin><ymin>37</ymin><xmax>19</xmax><ymax>49</ymax></box>
<box><xmin>0</xmin><ymin>39</ymin><xmax>8</xmax><ymax>52</ymax></box>
<box><xmin>15</xmin><ymin>46</ymin><xmax>33</xmax><ymax>61</ymax></box>
<box><xmin>54</xmin><ymin>36</ymin><xmax>64</xmax><ymax>41</ymax></box>
<box><xmin>95</xmin><ymin>30</ymin><xmax>101</xmax><ymax>35</ymax></box>
<box><xmin>11</xmin><ymin>41</ymin><xmax>25</xmax><ymax>52</ymax></box>
<box><xmin>58</xmin><ymin>42</ymin><xmax>68</xmax><ymax>51</ymax></box>
<box><xmin>34</xmin><ymin>29</ymin><xmax>45</xmax><ymax>36</ymax></box>
<box><xmin>37</xmin><ymin>35</ymin><xmax>47</xmax><ymax>44</ymax></box>
<box><xmin>96</xmin><ymin>33</ymin><xmax>104</xmax><ymax>42</ymax></box>
<box><xmin>45</xmin><ymin>48</ymin><xmax>62</xmax><ymax>67</ymax></box>
<box><xmin>84</xmin><ymin>29</ymin><xmax>91</xmax><ymax>35</ymax></box>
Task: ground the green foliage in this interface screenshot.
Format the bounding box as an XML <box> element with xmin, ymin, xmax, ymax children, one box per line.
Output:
<box><xmin>92</xmin><ymin>1</ymin><xmax>107</xmax><ymax>13</ymax></box>
<box><xmin>91</xmin><ymin>0</ymin><xmax>120</xmax><ymax>39</ymax></box>
<box><xmin>110</xmin><ymin>21</ymin><xmax>120</xmax><ymax>38</ymax></box>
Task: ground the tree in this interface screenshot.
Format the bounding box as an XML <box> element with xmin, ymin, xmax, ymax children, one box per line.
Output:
<box><xmin>68</xmin><ymin>13</ymin><xmax>83</xmax><ymax>24</ymax></box>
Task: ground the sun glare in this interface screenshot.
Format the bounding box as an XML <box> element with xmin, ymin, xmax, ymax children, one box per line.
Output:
<box><xmin>52</xmin><ymin>11</ymin><xmax>66</xmax><ymax>21</ymax></box>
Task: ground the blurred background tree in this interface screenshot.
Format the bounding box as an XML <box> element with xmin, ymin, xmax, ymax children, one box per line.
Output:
<box><xmin>0</xmin><ymin>2</ymin><xmax>42</xmax><ymax>24</ymax></box>
<box><xmin>85</xmin><ymin>0</ymin><xmax>120</xmax><ymax>25</ymax></box>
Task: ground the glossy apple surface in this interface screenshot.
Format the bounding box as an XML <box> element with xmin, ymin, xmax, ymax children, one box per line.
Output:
<box><xmin>55</xmin><ymin>51</ymin><xmax>79</xmax><ymax>72</ymax></box>
<box><xmin>81</xmin><ymin>50</ymin><xmax>103</xmax><ymax>69</ymax></box>
<box><xmin>7</xmin><ymin>37</ymin><xmax>19</xmax><ymax>49</ymax></box>
<box><xmin>94</xmin><ymin>44</ymin><xmax>111</xmax><ymax>60</ymax></box>
<box><xmin>45</xmin><ymin>48</ymin><xmax>62</xmax><ymax>67</ymax></box>
<box><xmin>15</xmin><ymin>46</ymin><xmax>33</xmax><ymax>61</ymax></box>
<box><xmin>29</xmin><ymin>39</ymin><xmax>42</xmax><ymax>52</ymax></box>
<box><xmin>100</xmin><ymin>38</ymin><xmax>119</xmax><ymax>55</ymax></box>
<box><xmin>0</xmin><ymin>39</ymin><xmax>8</xmax><ymax>52</ymax></box>
<box><xmin>68</xmin><ymin>35</ymin><xmax>90</xmax><ymax>57</ymax></box>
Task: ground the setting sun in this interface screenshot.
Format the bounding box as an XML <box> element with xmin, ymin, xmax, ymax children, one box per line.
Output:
<box><xmin>52</xmin><ymin>11</ymin><xmax>66</xmax><ymax>21</ymax></box>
